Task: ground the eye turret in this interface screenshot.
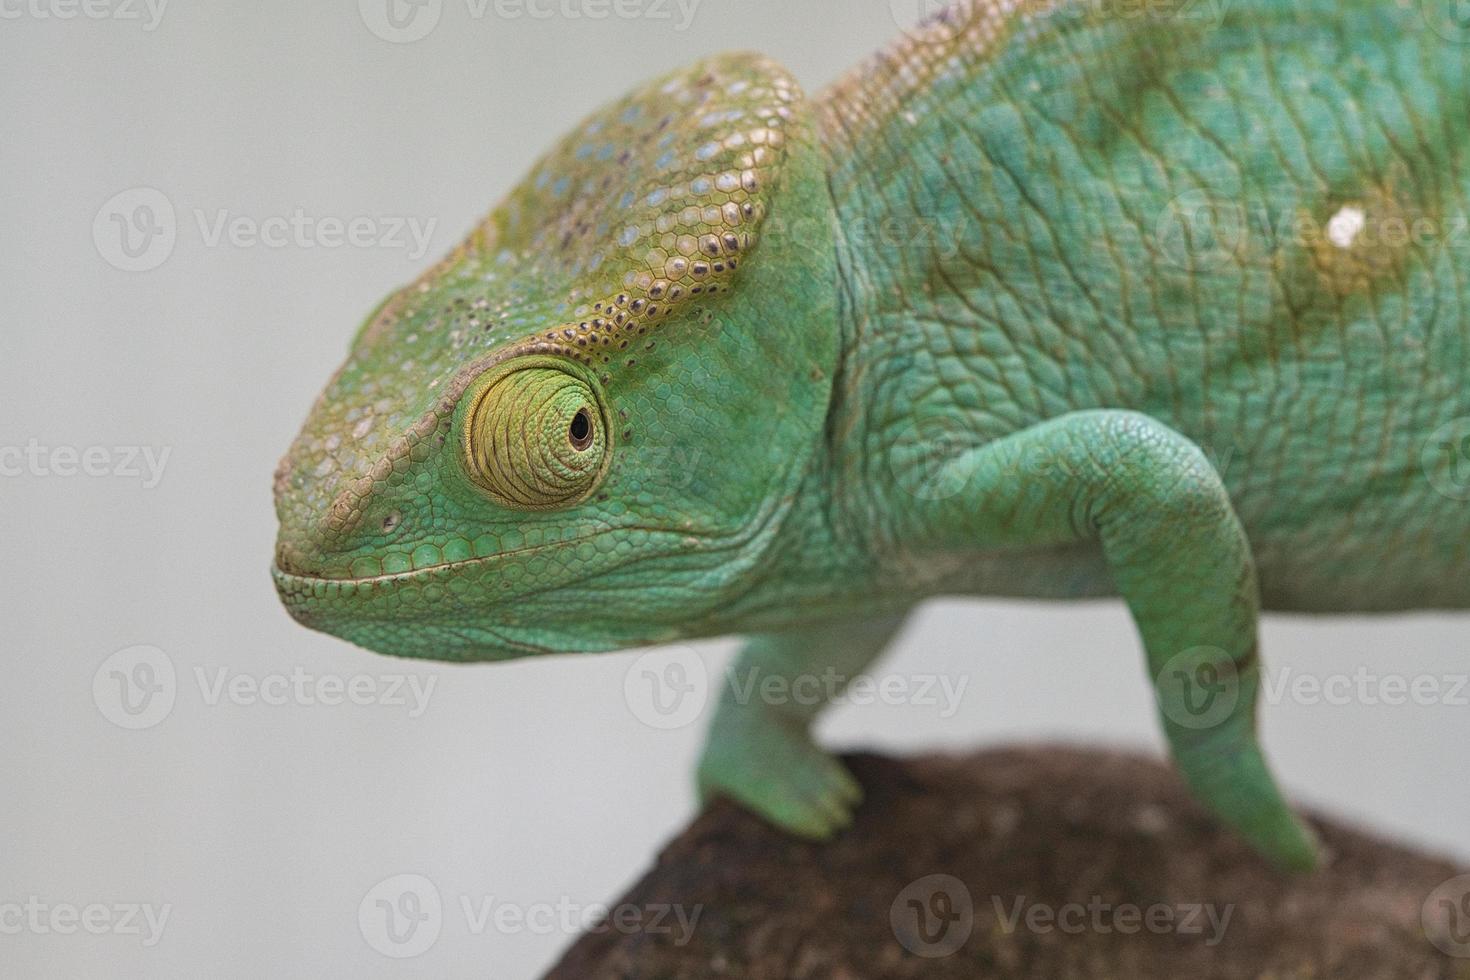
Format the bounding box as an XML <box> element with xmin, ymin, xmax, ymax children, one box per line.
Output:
<box><xmin>460</xmin><ymin>358</ymin><xmax>611</xmax><ymax>510</ymax></box>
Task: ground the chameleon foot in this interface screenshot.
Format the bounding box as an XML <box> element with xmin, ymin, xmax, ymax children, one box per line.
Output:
<box><xmin>697</xmin><ymin>714</ymin><xmax>862</xmax><ymax>839</ymax></box>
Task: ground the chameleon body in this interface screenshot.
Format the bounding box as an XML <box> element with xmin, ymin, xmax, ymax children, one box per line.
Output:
<box><xmin>274</xmin><ymin>0</ymin><xmax>1470</xmax><ymax>870</ymax></box>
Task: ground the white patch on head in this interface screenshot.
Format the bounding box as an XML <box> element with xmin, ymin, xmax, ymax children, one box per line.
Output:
<box><xmin>1327</xmin><ymin>205</ymin><xmax>1367</xmax><ymax>249</ymax></box>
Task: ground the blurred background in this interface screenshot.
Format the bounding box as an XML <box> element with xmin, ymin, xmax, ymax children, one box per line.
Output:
<box><xmin>3</xmin><ymin>1</ymin><xmax>1467</xmax><ymax>976</ymax></box>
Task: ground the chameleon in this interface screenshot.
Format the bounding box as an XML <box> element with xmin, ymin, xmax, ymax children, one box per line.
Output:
<box><xmin>273</xmin><ymin>0</ymin><xmax>1470</xmax><ymax>871</ymax></box>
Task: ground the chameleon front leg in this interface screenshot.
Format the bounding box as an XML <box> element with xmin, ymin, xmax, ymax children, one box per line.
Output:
<box><xmin>902</xmin><ymin>409</ymin><xmax>1318</xmax><ymax>870</ymax></box>
<box><xmin>697</xmin><ymin>615</ymin><xmax>907</xmax><ymax>838</ymax></box>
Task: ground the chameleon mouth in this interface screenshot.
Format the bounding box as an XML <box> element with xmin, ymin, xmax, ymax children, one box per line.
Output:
<box><xmin>268</xmin><ymin>527</ymin><xmax>699</xmax><ymax>660</ymax></box>
<box><xmin>270</xmin><ymin>528</ymin><xmax>616</xmax><ymax>592</ymax></box>
<box><xmin>271</xmin><ymin>562</ymin><xmax>411</xmax><ymax>622</ymax></box>
<box><xmin>270</xmin><ymin>541</ymin><xmax>573</xmax><ymax>613</ymax></box>
<box><xmin>270</xmin><ymin>523</ymin><xmax>696</xmax><ymax>611</ymax></box>
<box><xmin>270</xmin><ymin>559</ymin><xmax>566</xmax><ymax>658</ymax></box>
<box><xmin>272</xmin><ymin>556</ymin><xmax>462</xmax><ymax>598</ymax></box>
<box><xmin>270</xmin><ymin>554</ymin><xmax>538</xmax><ymax>646</ymax></box>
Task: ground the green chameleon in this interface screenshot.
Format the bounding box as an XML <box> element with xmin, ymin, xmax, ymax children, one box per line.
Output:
<box><xmin>274</xmin><ymin>0</ymin><xmax>1470</xmax><ymax>870</ymax></box>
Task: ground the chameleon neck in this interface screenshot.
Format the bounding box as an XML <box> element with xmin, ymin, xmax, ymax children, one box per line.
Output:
<box><xmin>809</xmin><ymin>3</ymin><xmax>1118</xmax><ymax>603</ymax></box>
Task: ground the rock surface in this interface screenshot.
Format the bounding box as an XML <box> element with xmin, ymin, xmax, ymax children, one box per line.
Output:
<box><xmin>546</xmin><ymin>746</ymin><xmax>1470</xmax><ymax>979</ymax></box>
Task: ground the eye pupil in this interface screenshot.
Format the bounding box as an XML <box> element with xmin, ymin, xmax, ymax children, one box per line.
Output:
<box><xmin>568</xmin><ymin>408</ymin><xmax>593</xmax><ymax>450</ymax></box>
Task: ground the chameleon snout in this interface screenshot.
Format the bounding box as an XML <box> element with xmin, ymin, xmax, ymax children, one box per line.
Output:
<box><xmin>272</xmin><ymin>536</ymin><xmax>318</xmax><ymax>581</ymax></box>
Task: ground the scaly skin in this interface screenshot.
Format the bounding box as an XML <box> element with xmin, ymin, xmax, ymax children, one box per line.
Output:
<box><xmin>274</xmin><ymin>0</ymin><xmax>1470</xmax><ymax>870</ymax></box>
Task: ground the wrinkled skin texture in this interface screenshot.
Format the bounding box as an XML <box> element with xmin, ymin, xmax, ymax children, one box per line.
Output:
<box><xmin>275</xmin><ymin>0</ymin><xmax>1470</xmax><ymax>869</ymax></box>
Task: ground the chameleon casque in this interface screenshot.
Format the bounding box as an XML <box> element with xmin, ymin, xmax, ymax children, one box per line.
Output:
<box><xmin>274</xmin><ymin>0</ymin><xmax>1470</xmax><ymax>870</ymax></box>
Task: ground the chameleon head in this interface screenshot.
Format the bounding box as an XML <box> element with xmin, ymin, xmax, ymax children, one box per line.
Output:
<box><xmin>271</xmin><ymin>54</ymin><xmax>839</xmax><ymax>661</ymax></box>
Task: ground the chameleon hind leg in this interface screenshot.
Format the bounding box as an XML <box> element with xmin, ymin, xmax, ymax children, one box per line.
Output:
<box><xmin>697</xmin><ymin>615</ymin><xmax>907</xmax><ymax>838</ymax></box>
<box><xmin>900</xmin><ymin>409</ymin><xmax>1318</xmax><ymax>870</ymax></box>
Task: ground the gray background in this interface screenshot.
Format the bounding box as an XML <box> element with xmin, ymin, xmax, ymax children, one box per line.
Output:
<box><xmin>3</xmin><ymin>1</ymin><xmax>1467</xmax><ymax>977</ymax></box>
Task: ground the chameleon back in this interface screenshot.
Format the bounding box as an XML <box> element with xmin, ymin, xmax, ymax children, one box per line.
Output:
<box><xmin>819</xmin><ymin>0</ymin><xmax>1470</xmax><ymax>611</ymax></box>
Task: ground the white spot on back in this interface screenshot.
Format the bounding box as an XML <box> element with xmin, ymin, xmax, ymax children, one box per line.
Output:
<box><xmin>1327</xmin><ymin>205</ymin><xmax>1366</xmax><ymax>249</ymax></box>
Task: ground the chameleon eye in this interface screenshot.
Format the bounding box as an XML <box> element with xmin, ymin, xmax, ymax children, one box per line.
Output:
<box><xmin>460</xmin><ymin>359</ymin><xmax>611</xmax><ymax>510</ymax></box>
